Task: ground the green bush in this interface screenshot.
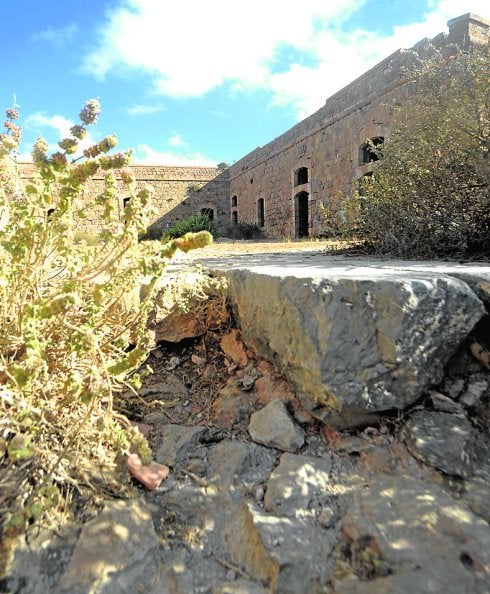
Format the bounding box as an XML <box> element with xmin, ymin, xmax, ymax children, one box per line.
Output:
<box><xmin>0</xmin><ymin>100</ymin><xmax>211</xmax><ymax>549</ymax></box>
<box><xmin>219</xmin><ymin>222</ymin><xmax>265</xmax><ymax>240</ymax></box>
<box><xmin>163</xmin><ymin>213</ymin><xmax>219</xmax><ymax>240</ymax></box>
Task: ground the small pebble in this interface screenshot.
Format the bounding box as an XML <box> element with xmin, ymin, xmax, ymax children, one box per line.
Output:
<box><xmin>318</xmin><ymin>506</ymin><xmax>335</xmax><ymax>527</ymax></box>
<box><xmin>166</xmin><ymin>356</ymin><xmax>181</xmax><ymax>371</ymax></box>
<box><xmin>152</xmin><ymin>348</ymin><xmax>164</xmax><ymax>359</ymax></box>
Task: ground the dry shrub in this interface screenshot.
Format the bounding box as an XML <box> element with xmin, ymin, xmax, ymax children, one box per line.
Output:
<box><xmin>0</xmin><ymin>101</ymin><xmax>212</xmax><ymax>558</ymax></box>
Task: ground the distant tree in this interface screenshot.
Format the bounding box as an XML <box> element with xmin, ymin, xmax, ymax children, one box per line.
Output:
<box><xmin>217</xmin><ymin>162</ymin><xmax>229</xmax><ymax>171</ymax></box>
<box><xmin>357</xmin><ymin>43</ymin><xmax>490</xmax><ymax>258</ymax></box>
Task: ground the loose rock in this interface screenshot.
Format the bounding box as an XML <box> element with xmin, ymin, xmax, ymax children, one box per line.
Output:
<box><xmin>264</xmin><ymin>452</ymin><xmax>332</xmax><ymax>517</ymax></box>
<box><xmin>248</xmin><ymin>399</ymin><xmax>305</xmax><ymax>452</ymax></box>
<box><xmin>224</xmin><ymin>502</ymin><xmax>337</xmax><ymax>594</ymax></box>
<box><xmin>58</xmin><ymin>499</ymin><xmax>160</xmax><ymax>594</ymax></box>
<box><xmin>402</xmin><ymin>410</ymin><xmax>474</xmax><ymax>477</ymax></box>
<box><xmin>337</xmin><ymin>476</ymin><xmax>490</xmax><ymax>594</ymax></box>
<box><xmin>155</xmin><ymin>424</ymin><xmax>208</xmax><ymax>466</ymax></box>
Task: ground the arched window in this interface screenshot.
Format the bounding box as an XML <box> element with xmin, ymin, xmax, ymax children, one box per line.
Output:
<box><xmin>257</xmin><ymin>198</ymin><xmax>265</xmax><ymax>228</ymax></box>
<box><xmin>360</xmin><ymin>137</ymin><xmax>384</xmax><ymax>164</ymax></box>
<box><xmin>232</xmin><ymin>211</ymin><xmax>238</xmax><ymax>225</ymax></box>
<box><xmin>294</xmin><ymin>167</ymin><xmax>308</xmax><ymax>186</ymax></box>
<box><xmin>231</xmin><ymin>195</ymin><xmax>237</xmax><ymax>207</ymax></box>
<box><xmin>201</xmin><ymin>207</ymin><xmax>214</xmax><ymax>220</ymax></box>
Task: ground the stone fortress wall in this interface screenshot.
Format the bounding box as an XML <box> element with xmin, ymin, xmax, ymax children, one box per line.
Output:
<box><xmin>228</xmin><ymin>13</ymin><xmax>490</xmax><ymax>238</ymax></box>
<box><xmin>18</xmin><ymin>162</ymin><xmax>229</xmax><ymax>235</ymax></box>
<box><xmin>18</xmin><ymin>13</ymin><xmax>489</xmax><ymax>239</ymax></box>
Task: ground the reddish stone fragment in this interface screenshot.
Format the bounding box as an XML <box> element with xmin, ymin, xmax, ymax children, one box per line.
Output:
<box><xmin>127</xmin><ymin>454</ymin><xmax>169</xmax><ymax>490</ymax></box>
<box><xmin>220</xmin><ymin>329</ymin><xmax>248</xmax><ymax>366</ymax></box>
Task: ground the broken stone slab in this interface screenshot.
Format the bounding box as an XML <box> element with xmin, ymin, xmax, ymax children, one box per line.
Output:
<box><xmin>264</xmin><ymin>452</ymin><xmax>332</xmax><ymax>518</ymax></box>
<box><xmin>155</xmin><ymin>424</ymin><xmax>208</xmax><ymax>466</ymax></box>
<box><xmin>206</xmin><ymin>440</ymin><xmax>277</xmax><ymax>491</ymax></box>
<box><xmin>220</xmin><ymin>267</ymin><xmax>485</xmax><ymax>428</ymax></box>
<box><xmin>336</xmin><ymin>475</ymin><xmax>490</xmax><ymax>594</ymax></box>
<box><xmin>248</xmin><ymin>399</ymin><xmax>305</xmax><ymax>452</ymax></box>
<box><xmin>57</xmin><ymin>499</ymin><xmax>161</xmax><ymax>594</ymax></box>
<box><xmin>224</xmin><ymin>501</ymin><xmax>337</xmax><ymax>594</ymax></box>
<box><xmin>402</xmin><ymin>410</ymin><xmax>474</xmax><ymax>477</ymax></box>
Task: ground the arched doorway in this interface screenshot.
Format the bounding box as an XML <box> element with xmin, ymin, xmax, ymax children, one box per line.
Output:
<box><xmin>295</xmin><ymin>192</ymin><xmax>309</xmax><ymax>238</ymax></box>
<box><xmin>201</xmin><ymin>207</ymin><xmax>214</xmax><ymax>220</ymax></box>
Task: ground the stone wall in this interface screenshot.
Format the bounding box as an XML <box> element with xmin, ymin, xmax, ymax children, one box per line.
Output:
<box><xmin>18</xmin><ymin>162</ymin><xmax>229</xmax><ymax>235</ymax></box>
<box><xmin>228</xmin><ymin>13</ymin><xmax>490</xmax><ymax>239</ymax></box>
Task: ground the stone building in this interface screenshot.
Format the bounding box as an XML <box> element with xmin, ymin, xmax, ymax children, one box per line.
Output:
<box><xmin>18</xmin><ymin>162</ymin><xmax>229</xmax><ymax>234</ymax></box>
<box><xmin>18</xmin><ymin>13</ymin><xmax>488</xmax><ymax>238</ymax></box>
<box><xmin>228</xmin><ymin>13</ymin><xmax>489</xmax><ymax>239</ymax></box>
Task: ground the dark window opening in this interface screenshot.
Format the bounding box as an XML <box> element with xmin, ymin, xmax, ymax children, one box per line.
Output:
<box><xmin>295</xmin><ymin>192</ymin><xmax>309</xmax><ymax>238</ymax></box>
<box><xmin>257</xmin><ymin>198</ymin><xmax>265</xmax><ymax>228</ymax></box>
<box><xmin>361</xmin><ymin>137</ymin><xmax>384</xmax><ymax>164</ymax></box>
<box><xmin>250</xmin><ymin>178</ymin><xmax>254</xmax><ymax>184</ymax></box>
<box><xmin>123</xmin><ymin>197</ymin><xmax>131</xmax><ymax>208</ymax></box>
<box><xmin>47</xmin><ymin>208</ymin><xmax>55</xmax><ymax>218</ymax></box>
<box><xmin>201</xmin><ymin>207</ymin><xmax>214</xmax><ymax>220</ymax></box>
<box><xmin>294</xmin><ymin>167</ymin><xmax>308</xmax><ymax>186</ymax></box>
<box><xmin>231</xmin><ymin>195</ymin><xmax>237</xmax><ymax>207</ymax></box>
<box><xmin>232</xmin><ymin>211</ymin><xmax>238</xmax><ymax>225</ymax></box>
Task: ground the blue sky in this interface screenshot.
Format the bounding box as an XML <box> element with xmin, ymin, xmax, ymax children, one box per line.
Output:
<box><xmin>3</xmin><ymin>0</ymin><xmax>488</xmax><ymax>166</ymax></box>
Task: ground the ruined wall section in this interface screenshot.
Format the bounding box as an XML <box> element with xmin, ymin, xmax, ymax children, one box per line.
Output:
<box><xmin>229</xmin><ymin>13</ymin><xmax>490</xmax><ymax>238</ymax></box>
<box><xmin>18</xmin><ymin>163</ymin><xmax>229</xmax><ymax>234</ymax></box>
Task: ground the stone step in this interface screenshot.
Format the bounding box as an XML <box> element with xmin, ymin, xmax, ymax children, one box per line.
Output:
<box><xmin>204</xmin><ymin>254</ymin><xmax>490</xmax><ymax>428</ymax></box>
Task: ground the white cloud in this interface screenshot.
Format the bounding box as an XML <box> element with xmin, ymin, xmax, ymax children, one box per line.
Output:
<box><xmin>133</xmin><ymin>143</ymin><xmax>216</xmax><ymax>166</ymax></box>
<box><xmin>82</xmin><ymin>0</ymin><xmax>490</xmax><ymax>119</ymax></box>
<box><xmin>33</xmin><ymin>24</ymin><xmax>78</xmax><ymax>47</ymax></box>
<box><xmin>126</xmin><ymin>103</ymin><xmax>166</xmax><ymax>115</ymax></box>
<box><xmin>24</xmin><ymin>112</ymin><xmax>97</xmax><ymax>156</ymax></box>
<box><xmin>81</xmin><ymin>0</ymin><xmax>364</xmax><ymax>96</ymax></box>
<box><xmin>168</xmin><ymin>133</ymin><xmax>188</xmax><ymax>148</ymax></box>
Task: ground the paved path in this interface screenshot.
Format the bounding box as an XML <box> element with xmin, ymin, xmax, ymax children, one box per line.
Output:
<box><xmin>176</xmin><ymin>248</ymin><xmax>490</xmax><ymax>280</ymax></box>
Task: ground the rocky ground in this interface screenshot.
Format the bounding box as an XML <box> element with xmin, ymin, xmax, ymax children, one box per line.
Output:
<box><xmin>2</xmin><ymin>240</ymin><xmax>490</xmax><ymax>594</ymax></box>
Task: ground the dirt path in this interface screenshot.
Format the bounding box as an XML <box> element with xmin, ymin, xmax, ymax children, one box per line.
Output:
<box><xmin>185</xmin><ymin>238</ymin><xmax>338</xmax><ymax>259</ymax></box>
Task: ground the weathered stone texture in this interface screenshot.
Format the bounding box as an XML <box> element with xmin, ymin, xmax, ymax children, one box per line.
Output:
<box><xmin>18</xmin><ymin>163</ymin><xmax>229</xmax><ymax>234</ymax></box>
<box><xmin>223</xmin><ymin>266</ymin><xmax>485</xmax><ymax>428</ymax></box>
